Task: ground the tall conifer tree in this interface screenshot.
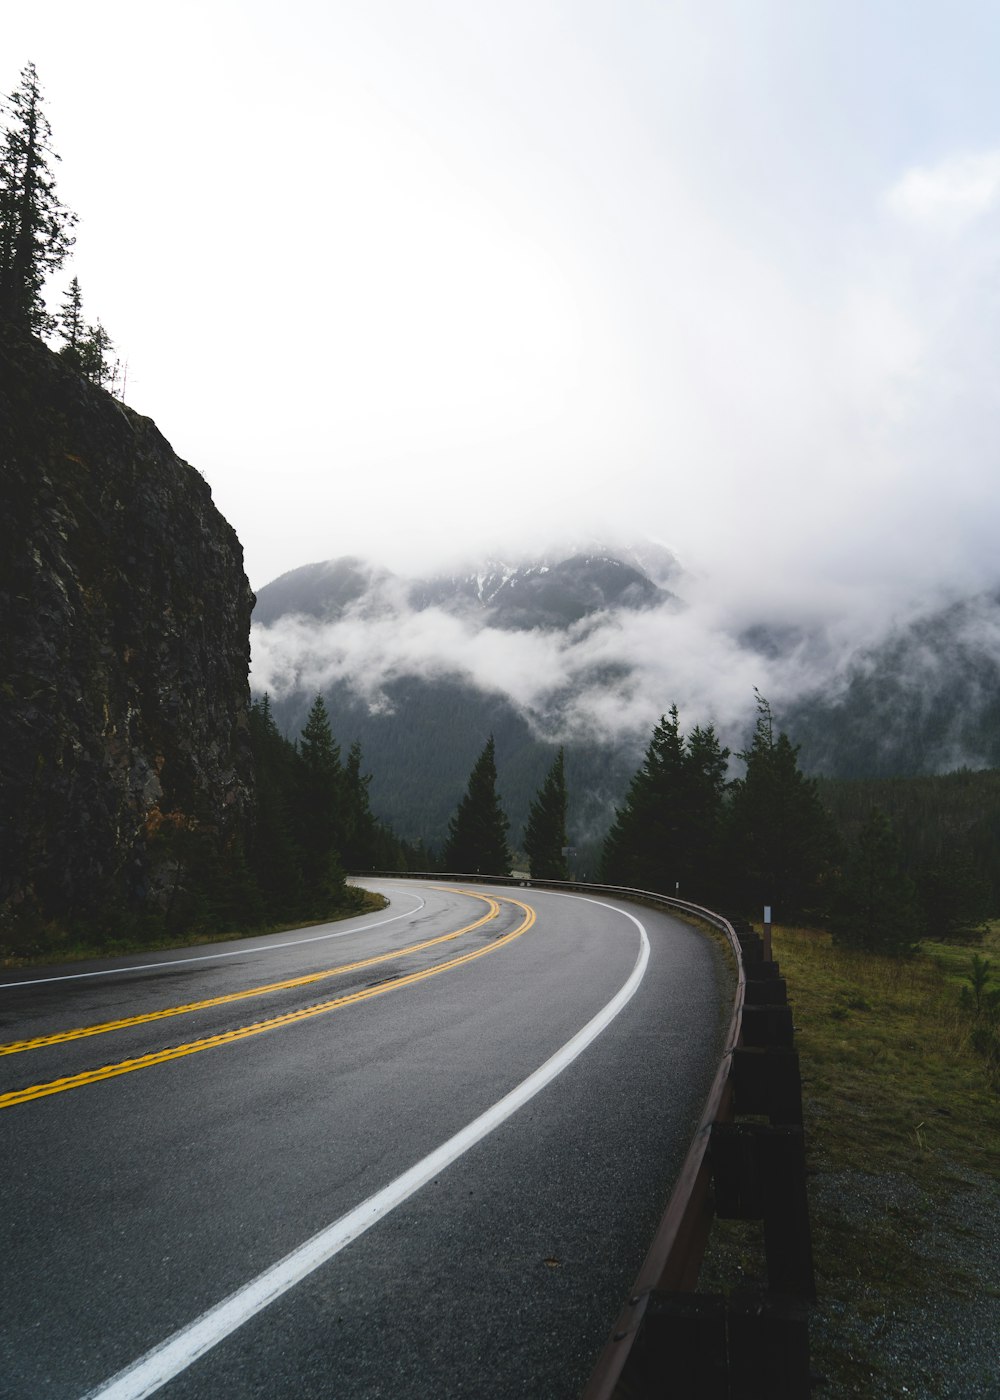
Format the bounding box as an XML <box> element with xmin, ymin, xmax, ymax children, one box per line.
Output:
<box><xmin>340</xmin><ymin>740</ymin><xmax>379</xmax><ymax>869</ymax></box>
<box><xmin>602</xmin><ymin>705</ymin><xmax>728</xmax><ymax>895</ymax></box>
<box><xmin>683</xmin><ymin>722</ymin><xmax>730</xmax><ymax>898</ymax></box>
<box><xmin>78</xmin><ymin>319</ymin><xmax>115</xmax><ymax>387</ymax></box>
<box><xmin>830</xmin><ymin>807</ymin><xmax>921</xmax><ymax>956</ymax></box>
<box><xmin>523</xmin><ymin>749</ymin><xmax>569</xmax><ymax>879</ymax></box>
<box><xmin>247</xmin><ymin>695</ymin><xmax>305</xmax><ymax>919</ymax></box>
<box><xmin>57</xmin><ymin>273</ymin><xmax>84</xmax><ymax>363</ymax></box>
<box><xmin>725</xmin><ymin>691</ymin><xmax>838</xmax><ymax>917</ymax></box>
<box><xmin>442</xmin><ymin>735</ymin><xmax>511</xmax><ymax>876</ymax></box>
<box><xmin>0</xmin><ymin>63</ymin><xmax>76</xmax><ymax>332</ymax></box>
<box><xmin>295</xmin><ymin>694</ymin><xmax>346</xmax><ymax>908</ymax></box>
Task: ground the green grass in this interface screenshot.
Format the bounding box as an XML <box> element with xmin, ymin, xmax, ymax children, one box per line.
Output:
<box><xmin>781</xmin><ymin>924</ymin><xmax>999</xmax><ymax>1179</ymax></box>
<box><xmin>699</xmin><ymin>922</ymin><xmax>1000</xmax><ymax>1396</ymax></box>
<box><xmin>924</xmin><ymin>922</ymin><xmax>1000</xmax><ymax>996</ymax></box>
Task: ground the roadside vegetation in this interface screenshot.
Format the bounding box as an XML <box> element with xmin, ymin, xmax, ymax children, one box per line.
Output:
<box><xmin>701</xmin><ymin>920</ymin><xmax>1000</xmax><ymax>1397</ymax></box>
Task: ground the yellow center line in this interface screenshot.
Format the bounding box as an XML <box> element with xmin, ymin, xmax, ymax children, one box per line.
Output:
<box><xmin>0</xmin><ymin>890</ymin><xmax>502</xmax><ymax>1057</ymax></box>
<box><xmin>0</xmin><ymin>896</ymin><xmax>537</xmax><ymax>1111</ymax></box>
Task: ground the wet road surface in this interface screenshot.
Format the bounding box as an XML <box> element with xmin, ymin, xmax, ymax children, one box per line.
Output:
<box><xmin>0</xmin><ymin>880</ymin><xmax>731</xmax><ymax>1399</ymax></box>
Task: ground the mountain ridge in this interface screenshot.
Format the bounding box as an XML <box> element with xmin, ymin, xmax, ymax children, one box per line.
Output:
<box><xmin>251</xmin><ymin>545</ymin><xmax>1000</xmax><ymax>849</ymax></box>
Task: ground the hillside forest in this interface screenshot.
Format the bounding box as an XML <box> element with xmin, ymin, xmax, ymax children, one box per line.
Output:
<box><xmin>243</xmin><ymin>689</ymin><xmax>998</xmax><ymax>963</ymax></box>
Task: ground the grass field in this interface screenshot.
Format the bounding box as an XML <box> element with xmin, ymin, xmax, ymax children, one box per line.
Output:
<box><xmin>701</xmin><ymin>921</ymin><xmax>1000</xmax><ymax>1397</ymax></box>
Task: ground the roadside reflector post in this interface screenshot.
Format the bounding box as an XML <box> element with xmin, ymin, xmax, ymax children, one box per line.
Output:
<box><xmin>763</xmin><ymin>905</ymin><xmax>773</xmax><ymax>962</ymax></box>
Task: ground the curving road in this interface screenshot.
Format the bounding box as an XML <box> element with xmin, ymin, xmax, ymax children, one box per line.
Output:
<box><xmin>0</xmin><ymin>879</ymin><xmax>732</xmax><ymax>1399</ymax></box>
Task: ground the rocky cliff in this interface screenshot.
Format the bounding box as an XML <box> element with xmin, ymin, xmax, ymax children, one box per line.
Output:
<box><xmin>0</xmin><ymin>321</ymin><xmax>254</xmax><ymax>943</ymax></box>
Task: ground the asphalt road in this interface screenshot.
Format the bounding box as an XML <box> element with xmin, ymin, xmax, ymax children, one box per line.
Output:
<box><xmin>0</xmin><ymin>879</ymin><xmax>733</xmax><ymax>1400</ymax></box>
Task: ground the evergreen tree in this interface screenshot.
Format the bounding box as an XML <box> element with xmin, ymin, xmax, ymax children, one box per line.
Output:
<box><xmin>683</xmin><ymin>722</ymin><xmax>731</xmax><ymax>898</ymax></box>
<box><xmin>601</xmin><ymin>706</ymin><xmax>729</xmax><ymax>898</ymax></box>
<box><xmin>0</xmin><ymin>63</ymin><xmax>76</xmax><ymax>332</ymax></box>
<box><xmin>725</xmin><ymin>691</ymin><xmax>839</xmax><ymax>918</ymax></box>
<box><xmin>54</xmin><ymin>279</ymin><xmax>121</xmax><ymax>391</ymax></box>
<box><xmin>57</xmin><ymin>273</ymin><xmax>84</xmax><ymax>364</ymax></box>
<box><xmin>247</xmin><ymin>695</ymin><xmax>305</xmax><ymax>919</ymax></box>
<box><xmin>602</xmin><ymin>706</ymin><xmax>686</xmax><ymax>891</ymax></box>
<box><xmin>917</xmin><ymin>846</ymin><xmax>991</xmax><ymax>944</ymax></box>
<box><xmin>295</xmin><ymin>694</ymin><xmax>346</xmax><ymax>909</ymax></box>
<box><xmin>830</xmin><ymin>808</ymin><xmax>922</xmax><ymax>956</ymax></box>
<box><xmin>340</xmin><ymin>740</ymin><xmax>380</xmax><ymax>870</ymax></box>
<box><xmin>523</xmin><ymin>749</ymin><xmax>569</xmax><ymax>879</ymax></box>
<box><xmin>78</xmin><ymin>319</ymin><xmax>115</xmax><ymax>387</ymax></box>
<box><xmin>442</xmin><ymin>735</ymin><xmax>511</xmax><ymax>875</ymax></box>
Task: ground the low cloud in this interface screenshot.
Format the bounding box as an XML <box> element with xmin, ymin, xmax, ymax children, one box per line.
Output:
<box><xmin>249</xmin><ymin>556</ymin><xmax>931</xmax><ymax>756</ymax></box>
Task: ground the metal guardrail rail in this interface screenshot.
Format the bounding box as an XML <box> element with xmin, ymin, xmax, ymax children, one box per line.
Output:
<box><xmin>353</xmin><ymin>871</ymin><xmax>814</xmax><ymax>1398</ymax></box>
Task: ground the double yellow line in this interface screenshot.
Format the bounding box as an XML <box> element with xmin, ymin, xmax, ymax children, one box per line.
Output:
<box><xmin>0</xmin><ymin>892</ymin><xmax>536</xmax><ymax>1111</ymax></box>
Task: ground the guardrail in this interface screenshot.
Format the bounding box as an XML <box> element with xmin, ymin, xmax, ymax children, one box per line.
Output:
<box><xmin>353</xmin><ymin>872</ymin><xmax>815</xmax><ymax>1398</ymax></box>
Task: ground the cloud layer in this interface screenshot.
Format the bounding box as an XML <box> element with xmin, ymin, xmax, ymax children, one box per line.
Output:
<box><xmin>249</xmin><ymin>550</ymin><xmax>926</xmax><ymax>756</ymax></box>
<box><xmin>7</xmin><ymin>3</ymin><xmax>1000</xmax><ymax>624</ymax></box>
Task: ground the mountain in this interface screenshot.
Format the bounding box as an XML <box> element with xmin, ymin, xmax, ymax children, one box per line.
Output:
<box><xmin>252</xmin><ymin>549</ymin><xmax>675</xmax><ymax>858</ymax></box>
<box><xmin>407</xmin><ymin>551</ymin><xmax>675</xmax><ymax>630</ymax></box>
<box><xmin>251</xmin><ymin>544</ymin><xmax>1000</xmax><ymax>857</ymax></box>
<box><xmin>0</xmin><ymin>321</ymin><xmax>255</xmax><ymax>938</ymax></box>
<box><xmin>255</xmin><ymin>547</ymin><xmax>677</xmax><ymax>631</ymax></box>
<box><xmin>783</xmin><ymin>589</ymin><xmax>1000</xmax><ymax>777</ymax></box>
<box><xmin>250</xmin><ymin>556</ymin><xmax>393</xmax><ymax>626</ymax></box>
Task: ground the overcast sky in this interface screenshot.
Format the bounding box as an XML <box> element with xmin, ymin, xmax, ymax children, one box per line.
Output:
<box><xmin>6</xmin><ymin>1</ymin><xmax>1000</xmax><ymax>635</ymax></box>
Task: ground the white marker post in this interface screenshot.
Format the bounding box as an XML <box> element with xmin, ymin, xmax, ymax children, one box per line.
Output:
<box><xmin>763</xmin><ymin>905</ymin><xmax>773</xmax><ymax>962</ymax></box>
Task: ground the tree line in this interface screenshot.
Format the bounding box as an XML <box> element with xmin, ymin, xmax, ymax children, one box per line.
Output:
<box><xmin>245</xmin><ymin>695</ymin><xmax>429</xmax><ymax>923</ymax></box>
<box><xmin>601</xmin><ymin>693</ymin><xmax>994</xmax><ymax>956</ymax></box>
<box><xmin>0</xmin><ymin>62</ymin><xmax>121</xmax><ymax>386</ymax></box>
<box><xmin>434</xmin><ymin>692</ymin><xmax>993</xmax><ymax>959</ymax></box>
<box><xmin>437</xmin><ymin>735</ymin><xmax>569</xmax><ymax>880</ymax></box>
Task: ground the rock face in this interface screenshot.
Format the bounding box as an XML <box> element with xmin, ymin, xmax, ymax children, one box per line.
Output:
<box><xmin>0</xmin><ymin>321</ymin><xmax>254</xmax><ymax>934</ymax></box>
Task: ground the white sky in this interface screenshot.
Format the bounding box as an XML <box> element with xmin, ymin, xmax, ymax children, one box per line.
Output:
<box><xmin>6</xmin><ymin>0</ymin><xmax>1000</xmax><ymax>630</ymax></box>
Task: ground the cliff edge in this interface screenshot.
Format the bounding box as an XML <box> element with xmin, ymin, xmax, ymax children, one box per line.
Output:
<box><xmin>0</xmin><ymin>321</ymin><xmax>255</xmax><ymax>944</ymax></box>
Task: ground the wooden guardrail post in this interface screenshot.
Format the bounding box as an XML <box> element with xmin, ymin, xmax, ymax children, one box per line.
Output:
<box><xmin>625</xmin><ymin>1292</ymin><xmax>730</xmax><ymax>1400</ymax></box>
<box><xmin>727</xmin><ymin>1290</ymin><xmax>812</xmax><ymax>1400</ymax></box>
<box><xmin>710</xmin><ymin>1122</ymin><xmax>816</xmax><ymax>1300</ymax></box>
<box><xmin>732</xmin><ymin>1046</ymin><xmax>803</xmax><ymax>1126</ymax></box>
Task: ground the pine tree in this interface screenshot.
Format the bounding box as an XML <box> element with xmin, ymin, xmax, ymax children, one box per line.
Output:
<box><xmin>295</xmin><ymin>694</ymin><xmax>346</xmax><ymax>909</ymax></box>
<box><xmin>340</xmin><ymin>740</ymin><xmax>379</xmax><ymax>869</ymax></box>
<box><xmin>247</xmin><ymin>695</ymin><xmax>305</xmax><ymax>919</ymax></box>
<box><xmin>918</xmin><ymin>847</ymin><xmax>991</xmax><ymax>944</ymax></box>
<box><xmin>601</xmin><ymin>705</ymin><xmax>729</xmax><ymax>898</ymax></box>
<box><xmin>830</xmin><ymin>808</ymin><xmax>922</xmax><ymax>956</ymax></box>
<box><xmin>725</xmin><ymin>691</ymin><xmax>839</xmax><ymax>918</ymax></box>
<box><xmin>78</xmin><ymin>319</ymin><xmax>115</xmax><ymax>387</ymax></box>
<box><xmin>602</xmin><ymin>706</ymin><xmax>686</xmax><ymax>891</ymax></box>
<box><xmin>683</xmin><ymin>722</ymin><xmax>731</xmax><ymax>898</ymax></box>
<box><xmin>442</xmin><ymin>735</ymin><xmax>511</xmax><ymax>876</ymax></box>
<box><xmin>523</xmin><ymin>749</ymin><xmax>569</xmax><ymax>879</ymax></box>
<box><xmin>0</xmin><ymin>63</ymin><xmax>76</xmax><ymax>332</ymax></box>
<box><xmin>57</xmin><ymin>273</ymin><xmax>84</xmax><ymax>365</ymax></box>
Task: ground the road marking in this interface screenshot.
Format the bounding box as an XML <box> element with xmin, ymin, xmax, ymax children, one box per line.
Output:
<box><xmin>0</xmin><ymin>898</ymin><xmax>534</xmax><ymax>1110</ymax></box>
<box><xmin>0</xmin><ymin>896</ymin><xmax>501</xmax><ymax>1057</ymax></box>
<box><xmin>78</xmin><ymin>895</ymin><xmax>648</xmax><ymax>1400</ymax></box>
<box><xmin>0</xmin><ymin>887</ymin><xmax>427</xmax><ymax>990</ymax></box>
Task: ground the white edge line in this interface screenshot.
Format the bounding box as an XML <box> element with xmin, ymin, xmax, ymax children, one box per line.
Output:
<box><xmin>79</xmin><ymin>895</ymin><xmax>649</xmax><ymax>1400</ymax></box>
<box><xmin>0</xmin><ymin>890</ymin><xmax>427</xmax><ymax>990</ymax></box>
